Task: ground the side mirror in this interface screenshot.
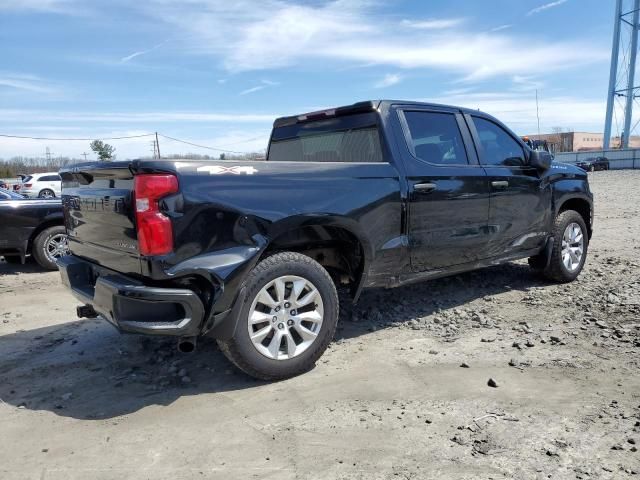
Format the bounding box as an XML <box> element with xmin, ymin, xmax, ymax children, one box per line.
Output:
<box><xmin>529</xmin><ymin>150</ymin><xmax>552</xmax><ymax>171</ymax></box>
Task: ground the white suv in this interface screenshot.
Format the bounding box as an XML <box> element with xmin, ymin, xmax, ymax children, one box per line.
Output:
<box><xmin>21</xmin><ymin>172</ymin><xmax>62</xmax><ymax>198</ymax></box>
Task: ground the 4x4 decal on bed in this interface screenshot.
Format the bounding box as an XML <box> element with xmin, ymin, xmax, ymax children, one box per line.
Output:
<box><xmin>196</xmin><ymin>165</ymin><xmax>258</xmax><ymax>175</ymax></box>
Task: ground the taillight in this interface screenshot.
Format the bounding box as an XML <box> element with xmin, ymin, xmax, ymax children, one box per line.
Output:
<box><xmin>134</xmin><ymin>174</ymin><xmax>178</xmax><ymax>256</ymax></box>
<box><xmin>24</xmin><ymin>183</ymin><xmax>32</xmax><ymax>188</ymax></box>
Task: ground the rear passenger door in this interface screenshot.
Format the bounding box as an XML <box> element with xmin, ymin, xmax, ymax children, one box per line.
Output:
<box><xmin>467</xmin><ymin>115</ymin><xmax>550</xmax><ymax>258</ymax></box>
<box><xmin>396</xmin><ymin>108</ymin><xmax>491</xmax><ymax>272</ymax></box>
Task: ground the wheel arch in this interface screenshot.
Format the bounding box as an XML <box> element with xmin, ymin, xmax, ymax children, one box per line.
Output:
<box><xmin>556</xmin><ymin>196</ymin><xmax>592</xmax><ymax>238</ymax></box>
<box><xmin>38</xmin><ymin>188</ymin><xmax>55</xmax><ymax>197</ymax></box>
<box><xmin>27</xmin><ymin>217</ymin><xmax>65</xmax><ymax>253</ymax></box>
<box><xmin>260</xmin><ymin>216</ymin><xmax>373</xmax><ymax>299</ymax></box>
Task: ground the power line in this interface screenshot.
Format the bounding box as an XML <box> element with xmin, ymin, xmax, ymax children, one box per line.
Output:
<box><xmin>216</xmin><ymin>135</ymin><xmax>266</xmax><ymax>147</ymax></box>
<box><xmin>0</xmin><ymin>132</ymin><xmax>264</xmax><ymax>155</ymax></box>
<box><xmin>158</xmin><ymin>134</ymin><xmax>251</xmax><ymax>154</ymax></box>
<box><xmin>0</xmin><ymin>133</ymin><xmax>155</xmax><ymax>141</ymax></box>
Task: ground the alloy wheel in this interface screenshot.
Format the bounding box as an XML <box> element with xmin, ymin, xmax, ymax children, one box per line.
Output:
<box><xmin>247</xmin><ymin>275</ymin><xmax>324</xmax><ymax>360</ymax></box>
<box><xmin>561</xmin><ymin>222</ymin><xmax>584</xmax><ymax>272</ymax></box>
<box><xmin>45</xmin><ymin>233</ymin><xmax>69</xmax><ymax>263</ymax></box>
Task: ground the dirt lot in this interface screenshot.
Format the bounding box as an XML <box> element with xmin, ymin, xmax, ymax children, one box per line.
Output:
<box><xmin>1</xmin><ymin>170</ymin><xmax>639</xmax><ymax>480</ymax></box>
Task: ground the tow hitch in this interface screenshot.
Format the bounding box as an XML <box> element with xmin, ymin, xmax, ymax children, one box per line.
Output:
<box><xmin>77</xmin><ymin>304</ymin><xmax>98</xmax><ymax>319</ymax></box>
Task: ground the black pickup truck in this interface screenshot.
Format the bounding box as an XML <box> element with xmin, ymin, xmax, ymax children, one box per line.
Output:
<box><xmin>0</xmin><ymin>187</ymin><xmax>68</xmax><ymax>269</ymax></box>
<box><xmin>57</xmin><ymin>100</ymin><xmax>593</xmax><ymax>380</ymax></box>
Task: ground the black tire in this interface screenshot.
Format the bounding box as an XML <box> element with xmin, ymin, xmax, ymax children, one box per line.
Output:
<box><xmin>217</xmin><ymin>252</ymin><xmax>339</xmax><ymax>381</ymax></box>
<box><xmin>38</xmin><ymin>189</ymin><xmax>55</xmax><ymax>198</ymax></box>
<box><xmin>2</xmin><ymin>256</ymin><xmax>22</xmax><ymax>264</ymax></box>
<box><xmin>541</xmin><ymin>210</ymin><xmax>588</xmax><ymax>283</ymax></box>
<box><xmin>32</xmin><ymin>225</ymin><xmax>67</xmax><ymax>270</ymax></box>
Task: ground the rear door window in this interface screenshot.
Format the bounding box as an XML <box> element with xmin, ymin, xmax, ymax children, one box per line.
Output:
<box><xmin>402</xmin><ymin>111</ymin><xmax>469</xmax><ymax>165</ymax></box>
<box><xmin>39</xmin><ymin>175</ymin><xmax>61</xmax><ymax>181</ymax></box>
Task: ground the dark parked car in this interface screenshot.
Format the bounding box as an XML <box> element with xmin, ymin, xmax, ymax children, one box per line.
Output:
<box><xmin>57</xmin><ymin>100</ymin><xmax>593</xmax><ymax>380</ymax></box>
<box><xmin>0</xmin><ymin>187</ymin><xmax>68</xmax><ymax>269</ymax></box>
<box><xmin>576</xmin><ymin>156</ymin><xmax>609</xmax><ymax>172</ymax></box>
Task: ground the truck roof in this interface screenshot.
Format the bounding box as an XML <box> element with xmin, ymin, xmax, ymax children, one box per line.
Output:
<box><xmin>273</xmin><ymin>100</ymin><xmax>482</xmax><ymax>127</ymax></box>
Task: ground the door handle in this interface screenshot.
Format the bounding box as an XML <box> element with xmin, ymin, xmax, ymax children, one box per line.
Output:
<box><xmin>491</xmin><ymin>180</ymin><xmax>509</xmax><ymax>190</ymax></box>
<box><xmin>414</xmin><ymin>182</ymin><xmax>437</xmax><ymax>193</ymax></box>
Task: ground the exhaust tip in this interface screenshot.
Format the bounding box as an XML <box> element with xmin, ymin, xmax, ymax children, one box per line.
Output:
<box><xmin>177</xmin><ymin>337</ymin><xmax>197</xmax><ymax>354</ymax></box>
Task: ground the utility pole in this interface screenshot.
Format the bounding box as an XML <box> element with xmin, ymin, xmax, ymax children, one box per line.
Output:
<box><xmin>82</xmin><ymin>152</ymin><xmax>88</xmax><ymax>161</ymax></box>
<box><xmin>604</xmin><ymin>0</ymin><xmax>640</xmax><ymax>149</ymax></box>
<box><xmin>623</xmin><ymin>0</ymin><xmax>640</xmax><ymax>148</ymax></box>
<box><xmin>45</xmin><ymin>147</ymin><xmax>52</xmax><ymax>162</ymax></box>
<box><xmin>155</xmin><ymin>132</ymin><xmax>161</xmax><ymax>159</ymax></box>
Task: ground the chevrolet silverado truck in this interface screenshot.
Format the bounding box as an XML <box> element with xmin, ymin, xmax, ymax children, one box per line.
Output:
<box><xmin>57</xmin><ymin>100</ymin><xmax>593</xmax><ymax>380</ymax></box>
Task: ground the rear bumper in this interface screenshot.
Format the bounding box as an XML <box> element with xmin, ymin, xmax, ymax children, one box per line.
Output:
<box><xmin>57</xmin><ymin>255</ymin><xmax>205</xmax><ymax>336</ymax></box>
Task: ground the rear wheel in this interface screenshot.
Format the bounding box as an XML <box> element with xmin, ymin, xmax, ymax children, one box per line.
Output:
<box><xmin>39</xmin><ymin>189</ymin><xmax>55</xmax><ymax>199</ymax></box>
<box><xmin>540</xmin><ymin>210</ymin><xmax>588</xmax><ymax>283</ymax></box>
<box><xmin>32</xmin><ymin>226</ymin><xmax>69</xmax><ymax>270</ymax></box>
<box><xmin>217</xmin><ymin>252</ymin><xmax>339</xmax><ymax>381</ymax></box>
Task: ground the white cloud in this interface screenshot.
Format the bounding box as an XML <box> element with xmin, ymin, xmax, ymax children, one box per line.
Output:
<box><xmin>0</xmin><ymin>109</ymin><xmax>277</xmax><ymax>123</ymax></box>
<box><xmin>374</xmin><ymin>73</ymin><xmax>402</xmax><ymax>88</ymax></box>
<box><xmin>121</xmin><ymin>39</ymin><xmax>169</xmax><ymax>63</ymax></box>
<box><xmin>134</xmin><ymin>0</ymin><xmax>604</xmax><ymax>81</ymax></box>
<box><xmin>10</xmin><ymin>1</ymin><xmax>601</xmax><ymax>82</ymax></box>
<box><xmin>239</xmin><ymin>85</ymin><xmax>266</xmax><ymax>95</ymax></box>
<box><xmin>239</xmin><ymin>79</ymin><xmax>279</xmax><ymax>95</ymax></box>
<box><xmin>428</xmin><ymin>91</ymin><xmax>604</xmax><ymax>133</ymax></box>
<box><xmin>401</xmin><ymin>18</ymin><xmax>465</xmax><ymax>30</ymax></box>
<box><xmin>527</xmin><ymin>0</ymin><xmax>569</xmax><ymax>16</ymax></box>
<box><xmin>490</xmin><ymin>24</ymin><xmax>513</xmax><ymax>32</ymax></box>
<box><xmin>0</xmin><ymin>73</ymin><xmax>58</xmax><ymax>94</ymax></box>
<box><xmin>0</xmin><ymin>0</ymin><xmax>88</xmax><ymax>15</ymax></box>
<box><xmin>0</xmin><ymin>0</ymin><xmax>69</xmax><ymax>12</ymax></box>
<box><xmin>511</xmin><ymin>75</ymin><xmax>544</xmax><ymax>92</ymax></box>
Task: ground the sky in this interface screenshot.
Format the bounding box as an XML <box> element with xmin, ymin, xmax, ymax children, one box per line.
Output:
<box><xmin>0</xmin><ymin>0</ymin><xmax>616</xmax><ymax>159</ymax></box>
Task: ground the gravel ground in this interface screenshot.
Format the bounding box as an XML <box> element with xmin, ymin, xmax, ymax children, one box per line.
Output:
<box><xmin>0</xmin><ymin>170</ymin><xmax>639</xmax><ymax>480</ymax></box>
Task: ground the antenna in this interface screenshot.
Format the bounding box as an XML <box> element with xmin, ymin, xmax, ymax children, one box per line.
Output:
<box><xmin>535</xmin><ymin>89</ymin><xmax>541</xmax><ymax>137</ymax></box>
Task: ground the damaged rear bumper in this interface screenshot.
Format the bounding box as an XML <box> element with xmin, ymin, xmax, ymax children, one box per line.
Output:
<box><xmin>57</xmin><ymin>255</ymin><xmax>205</xmax><ymax>336</ymax></box>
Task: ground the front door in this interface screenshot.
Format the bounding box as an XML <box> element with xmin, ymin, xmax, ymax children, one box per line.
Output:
<box><xmin>396</xmin><ymin>108</ymin><xmax>491</xmax><ymax>272</ymax></box>
<box><xmin>467</xmin><ymin>115</ymin><xmax>550</xmax><ymax>257</ymax></box>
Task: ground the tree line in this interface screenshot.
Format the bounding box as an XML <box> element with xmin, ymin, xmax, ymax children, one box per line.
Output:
<box><xmin>0</xmin><ymin>149</ymin><xmax>265</xmax><ymax>178</ymax></box>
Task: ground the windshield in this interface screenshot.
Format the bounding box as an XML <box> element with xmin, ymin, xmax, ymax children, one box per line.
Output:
<box><xmin>22</xmin><ymin>175</ymin><xmax>32</xmax><ymax>183</ymax></box>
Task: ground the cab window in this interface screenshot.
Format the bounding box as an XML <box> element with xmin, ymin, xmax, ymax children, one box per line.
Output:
<box><xmin>402</xmin><ymin>111</ymin><xmax>469</xmax><ymax>165</ymax></box>
<box><xmin>472</xmin><ymin>117</ymin><xmax>526</xmax><ymax>167</ymax></box>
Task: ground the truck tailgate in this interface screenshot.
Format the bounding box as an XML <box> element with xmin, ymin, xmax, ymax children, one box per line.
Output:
<box><xmin>61</xmin><ymin>162</ymin><xmax>142</xmax><ymax>275</ymax></box>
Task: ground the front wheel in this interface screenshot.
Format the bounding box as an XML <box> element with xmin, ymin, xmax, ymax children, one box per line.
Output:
<box><xmin>217</xmin><ymin>252</ymin><xmax>339</xmax><ymax>381</ymax></box>
<box><xmin>541</xmin><ymin>210</ymin><xmax>589</xmax><ymax>283</ymax></box>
